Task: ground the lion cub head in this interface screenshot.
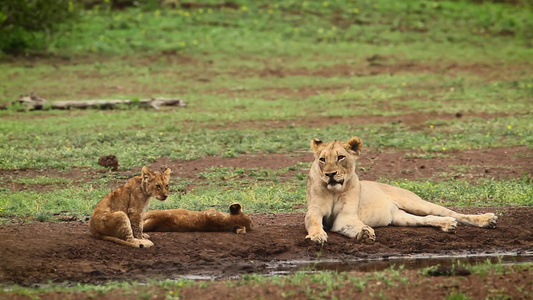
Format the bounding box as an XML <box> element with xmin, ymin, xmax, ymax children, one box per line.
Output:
<box><xmin>311</xmin><ymin>137</ymin><xmax>363</xmax><ymax>192</ymax></box>
<box><xmin>228</xmin><ymin>203</ymin><xmax>254</xmax><ymax>233</ymax></box>
<box><xmin>142</xmin><ymin>166</ymin><xmax>172</xmax><ymax>201</ymax></box>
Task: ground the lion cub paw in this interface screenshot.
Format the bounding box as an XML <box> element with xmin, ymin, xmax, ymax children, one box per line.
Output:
<box><xmin>131</xmin><ymin>238</ymin><xmax>154</xmax><ymax>248</ymax></box>
<box><xmin>440</xmin><ymin>217</ymin><xmax>458</xmax><ymax>233</ymax></box>
<box><xmin>479</xmin><ymin>213</ymin><xmax>498</xmax><ymax>228</ymax></box>
<box><xmin>356</xmin><ymin>225</ymin><xmax>376</xmax><ymax>244</ymax></box>
<box><xmin>306</xmin><ymin>230</ymin><xmax>328</xmax><ymax>244</ymax></box>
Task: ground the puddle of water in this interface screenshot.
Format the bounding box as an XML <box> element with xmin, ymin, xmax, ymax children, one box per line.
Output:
<box><xmin>173</xmin><ymin>251</ymin><xmax>532</xmax><ymax>281</ymax></box>
<box><xmin>267</xmin><ymin>251</ymin><xmax>533</xmax><ymax>276</ymax></box>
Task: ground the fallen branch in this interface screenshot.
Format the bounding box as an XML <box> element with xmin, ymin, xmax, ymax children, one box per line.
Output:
<box><xmin>6</xmin><ymin>93</ymin><xmax>187</xmax><ymax>111</ymax></box>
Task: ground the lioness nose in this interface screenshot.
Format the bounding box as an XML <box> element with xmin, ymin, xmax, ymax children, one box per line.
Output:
<box><xmin>325</xmin><ymin>171</ymin><xmax>337</xmax><ymax>178</ymax></box>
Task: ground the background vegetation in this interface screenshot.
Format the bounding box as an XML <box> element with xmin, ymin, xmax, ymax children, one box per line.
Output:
<box><xmin>0</xmin><ymin>0</ymin><xmax>531</xmax><ymax>298</ymax></box>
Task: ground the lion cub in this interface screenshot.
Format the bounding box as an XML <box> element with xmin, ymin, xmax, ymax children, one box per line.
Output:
<box><xmin>89</xmin><ymin>166</ymin><xmax>171</xmax><ymax>248</ymax></box>
<box><xmin>143</xmin><ymin>203</ymin><xmax>253</xmax><ymax>234</ymax></box>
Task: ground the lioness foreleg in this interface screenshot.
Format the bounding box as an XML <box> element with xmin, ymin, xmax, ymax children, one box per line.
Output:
<box><xmin>392</xmin><ymin>210</ymin><xmax>457</xmax><ymax>232</ymax></box>
<box><xmin>305</xmin><ymin>210</ymin><xmax>328</xmax><ymax>244</ymax></box>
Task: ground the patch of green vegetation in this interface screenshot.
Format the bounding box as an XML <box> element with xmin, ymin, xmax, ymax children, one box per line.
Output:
<box><xmin>446</xmin><ymin>292</ymin><xmax>472</xmax><ymax>300</ymax></box>
<box><xmin>1</xmin><ymin>170</ymin><xmax>529</xmax><ymax>220</ymax></box>
<box><xmin>30</xmin><ymin>1</ymin><xmax>532</xmax><ymax>59</ymax></box>
<box><xmin>0</xmin><ymin>113</ymin><xmax>530</xmax><ymax>170</ymax></box>
<box><xmin>9</xmin><ymin>176</ymin><xmax>73</xmax><ymax>185</ymax></box>
<box><xmin>387</xmin><ymin>176</ymin><xmax>533</xmax><ymax>206</ymax></box>
<box><xmin>6</xmin><ymin>261</ymin><xmax>529</xmax><ymax>299</ymax></box>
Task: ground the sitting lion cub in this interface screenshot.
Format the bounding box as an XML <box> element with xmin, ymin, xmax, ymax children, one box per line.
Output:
<box><xmin>89</xmin><ymin>166</ymin><xmax>171</xmax><ymax>248</ymax></box>
<box><xmin>143</xmin><ymin>203</ymin><xmax>253</xmax><ymax>234</ymax></box>
<box><xmin>305</xmin><ymin>137</ymin><xmax>497</xmax><ymax>244</ymax></box>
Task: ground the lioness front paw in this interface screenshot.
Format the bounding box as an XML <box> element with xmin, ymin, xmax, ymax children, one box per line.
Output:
<box><xmin>142</xmin><ymin>233</ymin><xmax>151</xmax><ymax>239</ymax></box>
<box><xmin>306</xmin><ymin>230</ymin><xmax>328</xmax><ymax>244</ymax></box>
<box><xmin>356</xmin><ymin>225</ymin><xmax>375</xmax><ymax>244</ymax></box>
<box><xmin>480</xmin><ymin>213</ymin><xmax>497</xmax><ymax>228</ymax></box>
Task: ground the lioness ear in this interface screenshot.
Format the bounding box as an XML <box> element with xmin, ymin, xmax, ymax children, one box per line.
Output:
<box><xmin>311</xmin><ymin>138</ymin><xmax>325</xmax><ymax>159</ymax></box>
<box><xmin>346</xmin><ymin>137</ymin><xmax>363</xmax><ymax>156</ymax></box>
<box><xmin>310</xmin><ymin>138</ymin><xmax>323</xmax><ymax>151</ymax></box>
<box><xmin>141</xmin><ymin>166</ymin><xmax>154</xmax><ymax>180</ymax></box>
<box><xmin>229</xmin><ymin>203</ymin><xmax>242</xmax><ymax>215</ymax></box>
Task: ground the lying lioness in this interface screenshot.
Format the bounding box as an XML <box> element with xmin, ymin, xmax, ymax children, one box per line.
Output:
<box><xmin>143</xmin><ymin>203</ymin><xmax>253</xmax><ymax>234</ymax></box>
<box><xmin>89</xmin><ymin>166</ymin><xmax>171</xmax><ymax>248</ymax></box>
<box><xmin>305</xmin><ymin>137</ymin><xmax>497</xmax><ymax>244</ymax></box>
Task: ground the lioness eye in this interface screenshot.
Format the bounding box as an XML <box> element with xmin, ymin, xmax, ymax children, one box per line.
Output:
<box><xmin>319</xmin><ymin>157</ymin><xmax>326</xmax><ymax>163</ymax></box>
<box><xmin>338</xmin><ymin>155</ymin><xmax>345</xmax><ymax>161</ymax></box>
<box><xmin>166</xmin><ymin>185</ymin><xmax>169</xmax><ymax>189</ymax></box>
<box><xmin>156</xmin><ymin>184</ymin><xmax>162</xmax><ymax>189</ymax></box>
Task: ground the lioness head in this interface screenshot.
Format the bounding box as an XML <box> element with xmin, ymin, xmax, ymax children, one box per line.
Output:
<box><xmin>229</xmin><ymin>203</ymin><xmax>254</xmax><ymax>232</ymax></box>
<box><xmin>311</xmin><ymin>137</ymin><xmax>363</xmax><ymax>192</ymax></box>
<box><xmin>141</xmin><ymin>166</ymin><xmax>172</xmax><ymax>201</ymax></box>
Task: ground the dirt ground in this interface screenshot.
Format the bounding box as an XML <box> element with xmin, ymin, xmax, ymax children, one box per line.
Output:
<box><xmin>0</xmin><ymin>207</ymin><xmax>532</xmax><ymax>298</ymax></box>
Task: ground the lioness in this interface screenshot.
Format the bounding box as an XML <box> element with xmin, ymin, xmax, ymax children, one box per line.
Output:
<box><xmin>305</xmin><ymin>137</ymin><xmax>497</xmax><ymax>244</ymax></box>
<box><xmin>89</xmin><ymin>166</ymin><xmax>171</xmax><ymax>248</ymax></box>
<box><xmin>143</xmin><ymin>203</ymin><xmax>253</xmax><ymax>234</ymax></box>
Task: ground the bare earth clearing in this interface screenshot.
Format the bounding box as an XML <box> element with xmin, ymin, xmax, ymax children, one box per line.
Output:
<box><xmin>0</xmin><ymin>207</ymin><xmax>532</xmax><ymax>299</ymax></box>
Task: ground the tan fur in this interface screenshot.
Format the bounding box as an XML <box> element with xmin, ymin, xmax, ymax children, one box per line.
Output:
<box><xmin>89</xmin><ymin>166</ymin><xmax>171</xmax><ymax>248</ymax></box>
<box><xmin>143</xmin><ymin>203</ymin><xmax>253</xmax><ymax>234</ymax></box>
<box><xmin>305</xmin><ymin>137</ymin><xmax>497</xmax><ymax>244</ymax></box>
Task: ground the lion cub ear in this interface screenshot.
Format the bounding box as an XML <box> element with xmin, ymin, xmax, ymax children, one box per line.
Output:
<box><xmin>162</xmin><ymin>168</ymin><xmax>172</xmax><ymax>178</ymax></box>
<box><xmin>345</xmin><ymin>137</ymin><xmax>363</xmax><ymax>157</ymax></box>
<box><xmin>141</xmin><ymin>166</ymin><xmax>155</xmax><ymax>180</ymax></box>
<box><xmin>229</xmin><ymin>203</ymin><xmax>243</xmax><ymax>215</ymax></box>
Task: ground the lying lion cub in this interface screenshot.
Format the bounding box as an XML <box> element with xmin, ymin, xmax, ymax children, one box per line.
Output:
<box><xmin>89</xmin><ymin>166</ymin><xmax>171</xmax><ymax>248</ymax></box>
<box><xmin>305</xmin><ymin>137</ymin><xmax>497</xmax><ymax>244</ymax></box>
<box><xmin>143</xmin><ymin>203</ymin><xmax>253</xmax><ymax>234</ymax></box>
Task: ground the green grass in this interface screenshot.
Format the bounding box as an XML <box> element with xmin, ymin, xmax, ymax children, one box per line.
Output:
<box><xmin>37</xmin><ymin>0</ymin><xmax>532</xmax><ymax>58</ymax></box>
<box><xmin>0</xmin><ymin>112</ymin><xmax>531</xmax><ymax>170</ymax></box>
<box><xmin>388</xmin><ymin>176</ymin><xmax>533</xmax><ymax>207</ymax></box>
<box><xmin>1</xmin><ymin>172</ymin><xmax>530</xmax><ymax>220</ymax></box>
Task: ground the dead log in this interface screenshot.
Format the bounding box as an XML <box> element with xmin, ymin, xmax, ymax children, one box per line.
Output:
<box><xmin>6</xmin><ymin>93</ymin><xmax>186</xmax><ymax>111</ymax></box>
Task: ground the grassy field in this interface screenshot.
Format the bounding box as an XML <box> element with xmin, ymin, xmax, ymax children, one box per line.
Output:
<box><xmin>1</xmin><ymin>0</ymin><xmax>532</xmax><ymax>298</ymax></box>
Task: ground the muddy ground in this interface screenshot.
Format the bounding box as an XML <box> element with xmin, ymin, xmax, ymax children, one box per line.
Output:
<box><xmin>0</xmin><ymin>206</ymin><xmax>532</xmax><ymax>286</ymax></box>
<box><xmin>0</xmin><ymin>207</ymin><xmax>532</xmax><ymax>299</ymax></box>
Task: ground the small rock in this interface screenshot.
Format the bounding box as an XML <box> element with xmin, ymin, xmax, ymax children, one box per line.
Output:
<box><xmin>98</xmin><ymin>155</ymin><xmax>119</xmax><ymax>171</ymax></box>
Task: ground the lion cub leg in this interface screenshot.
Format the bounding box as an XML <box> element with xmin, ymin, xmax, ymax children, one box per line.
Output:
<box><xmin>95</xmin><ymin>212</ymin><xmax>154</xmax><ymax>248</ymax></box>
<box><xmin>392</xmin><ymin>210</ymin><xmax>457</xmax><ymax>232</ymax></box>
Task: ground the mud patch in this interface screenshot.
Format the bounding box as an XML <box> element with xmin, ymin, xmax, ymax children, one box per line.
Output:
<box><xmin>0</xmin><ymin>206</ymin><xmax>531</xmax><ymax>286</ymax></box>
